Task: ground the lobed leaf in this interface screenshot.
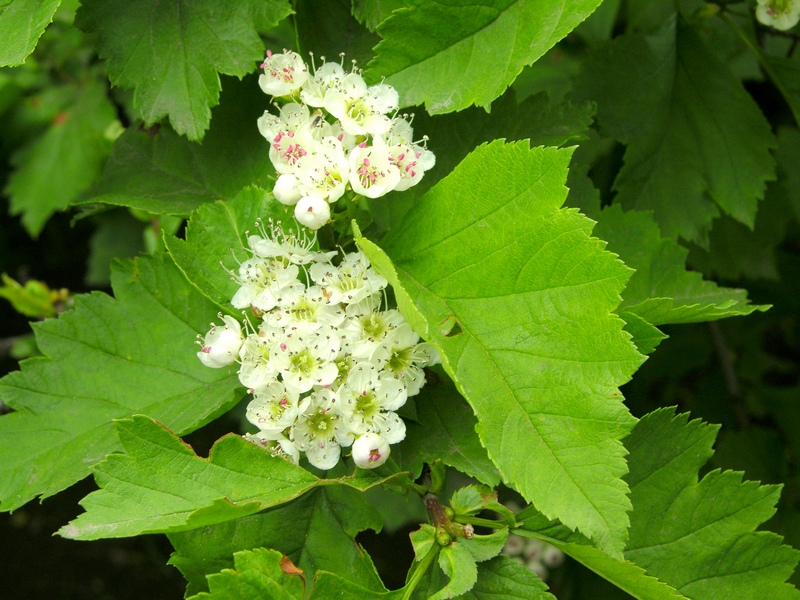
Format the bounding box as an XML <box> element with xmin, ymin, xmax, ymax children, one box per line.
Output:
<box><xmin>360</xmin><ymin>141</ymin><xmax>644</xmax><ymax>557</ymax></box>
<box><xmin>431</xmin><ymin>543</ymin><xmax>478</xmax><ymax>600</ymax></box>
<box><xmin>618</xmin><ymin>311</ymin><xmax>667</xmax><ymax>356</ymax></box>
<box><xmin>187</xmin><ymin>547</ymin><xmax>304</xmax><ymax>600</ymax></box>
<box><xmin>60</xmin><ymin>416</ymin><xmax>402</xmax><ymax>541</ymax></box>
<box><xmin>351</xmin><ymin>0</ymin><xmax>407</xmax><ymax>32</ymax></box>
<box><xmin>310</xmin><ymin>572</ymin><xmax>402</xmax><ymax>599</ymax></box>
<box><xmin>624</xmin><ymin>409</ymin><xmax>800</xmax><ymax>599</ymax></box>
<box><xmin>169</xmin><ymin>485</ymin><xmax>387</xmax><ymax>596</ymax></box>
<box><xmin>0</xmin><ymin>0</ymin><xmax>61</xmax><ymax>66</ymax></box>
<box><xmin>369</xmin><ymin>90</ymin><xmax>594</xmax><ymax>233</ymax></box>
<box><xmin>74</xmin><ymin>76</ymin><xmax>274</xmax><ymax>216</ymax></box>
<box><xmin>366</xmin><ymin>0</ymin><xmax>604</xmax><ymax>114</ymax></box>
<box><xmin>573</xmin><ymin>16</ymin><xmax>776</xmax><ymax>243</ymax></box>
<box><xmin>6</xmin><ymin>80</ymin><xmax>116</xmax><ymax>236</ymax></box>
<box><xmin>399</xmin><ymin>381</ymin><xmax>501</xmax><ymax>487</ymax></box>
<box><xmin>0</xmin><ymin>255</ymin><xmax>242</xmax><ymax>512</ymax></box>
<box><xmin>165</xmin><ymin>187</ymin><xmax>293</xmax><ymax>311</ymax></box>
<box><xmin>592</xmin><ymin>204</ymin><xmax>770</xmax><ymax>325</ymax></box>
<box><xmin>519</xmin><ymin>408</ymin><xmax>800</xmax><ymax>599</ymax></box>
<box><xmin>75</xmin><ymin>0</ymin><xmax>292</xmax><ymax>140</ymax></box>
<box><xmin>458</xmin><ymin>556</ymin><xmax>555</xmax><ymax>599</ymax></box>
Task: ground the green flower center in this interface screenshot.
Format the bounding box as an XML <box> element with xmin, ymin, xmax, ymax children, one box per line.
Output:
<box><xmin>307</xmin><ymin>409</ymin><xmax>335</xmax><ymax>436</ymax></box>
<box><xmin>291</xmin><ymin>350</ymin><xmax>318</xmax><ymax>376</ymax></box>
<box><xmin>361</xmin><ymin>314</ymin><xmax>386</xmax><ymax>339</ymax></box>
<box><xmin>388</xmin><ymin>347</ymin><xmax>412</xmax><ymax>374</ymax></box>
<box><xmin>291</xmin><ymin>297</ymin><xmax>318</xmax><ymax>322</ymax></box>
<box><xmin>354</xmin><ymin>391</ymin><xmax>379</xmax><ymax>420</ymax></box>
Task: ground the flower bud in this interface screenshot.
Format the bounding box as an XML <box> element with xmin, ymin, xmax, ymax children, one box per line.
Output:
<box><xmin>197</xmin><ymin>315</ymin><xmax>244</xmax><ymax>368</ymax></box>
<box><xmin>294</xmin><ymin>196</ymin><xmax>330</xmax><ymax>230</ymax></box>
<box><xmin>274</xmin><ymin>174</ymin><xmax>303</xmax><ymax>205</ymax></box>
<box><xmin>351</xmin><ymin>433</ymin><xmax>390</xmax><ymax>468</ymax></box>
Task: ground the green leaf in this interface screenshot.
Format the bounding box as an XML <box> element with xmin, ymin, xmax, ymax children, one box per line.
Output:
<box><xmin>618</xmin><ymin>311</ymin><xmax>667</xmax><ymax>356</ymax></box>
<box><xmin>75</xmin><ymin>0</ymin><xmax>292</xmax><ymax>140</ymax></box>
<box><xmin>0</xmin><ymin>0</ymin><xmax>61</xmax><ymax>66</ymax></box>
<box><xmin>399</xmin><ymin>381</ymin><xmax>500</xmax><ymax>487</ymax></box>
<box><xmin>368</xmin><ymin>90</ymin><xmax>593</xmax><ymax>232</ymax></box>
<box><xmin>59</xmin><ymin>417</ymin><xmax>316</xmax><ymax>539</ymax></box>
<box><xmin>310</xmin><ymin>573</ymin><xmax>402</xmax><ymax>599</ymax></box>
<box><xmin>188</xmin><ymin>548</ymin><xmax>304</xmax><ymax>600</ymax></box>
<box><xmin>165</xmin><ymin>187</ymin><xmax>292</xmax><ymax>310</ymax></box>
<box><xmin>457</xmin><ymin>556</ymin><xmax>554</xmax><ymax>599</ymax></box>
<box><xmin>520</xmin><ymin>408</ymin><xmax>800</xmax><ymax>599</ymax></box>
<box><xmin>542</xmin><ymin>539</ymin><xmax>689</xmax><ymax>600</ymax></box>
<box><xmin>75</xmin><ymin>76</ymin><xmax>275</xmax><ymax>216</ymax></box>
<box><xmin>85</xmin><ymin>210</ymin><xmax>147</xmax><ymax>287</ymax></box>
<box><xmin>366</xmin><ymin>0</ymin><xmax>604</xmax><ymax>113</ymax></box>
<box><xmin>687</xmin><ymin>177</ymin><xmax>791</xmax><ymax>282</ymax></box>
<box><xmin>295</xmin><ymin>0</ymin><xmax>380</xmax><ymax>69</ymax></box>
<box><xmin>459</xmin><ymin>530</ymin><xmax>509</xmax><ymax>564</ymax></box>
<box><xmin>6</xmin><ymin>80</ymin><xmax>116</xmax><ymax>236</ymax></box>
<box><xmin>0</xmin><ymin>255</ymin><xmax>242</xmax><ymax>512</ymax></box>
<box><xmin>574</xmin><ymin>17</ymin><xmax>776</xmax><ymax>243</ymax></box>
<box><xmin>170</xmin><ymin>486</ymin><xmax>387</xmax><ymax>596</ymax></box>
<box><xmin>60</xmin><ymin>416</ymin><xmax>399</xmax><ymax>540</ymax></box>
<box><xmin>352</xmin><ymin>0</ymin><xmax>407</xmax><ymax>32</ymax></box>
<box><xmin>431</xmin><ymin>543</ymin><xmax>478</xmax><ymax>600</ymax></box>
<box><xmin>624</xmin><ymin>408</ymin><xmax>800</xmax><ymax>599</ymax></box>
<box><xmin>591</xmin><ymin>204</ymin><xmax>770</xmax><ymax>325</ymax></box>
<box><xmin>361</xmin><ymin>141</ymin><xmax>644</xmax><ymax>557</ymax></box>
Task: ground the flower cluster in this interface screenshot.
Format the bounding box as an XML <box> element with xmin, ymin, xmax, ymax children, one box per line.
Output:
<box><xmin>756</xmin><ymin>0</ymin><xmax>800</xmax><ymax>30</ymax></box>
<box><xmin>499</xmin><ymin>501</ymin><xmax>564</xmax><ymax>580</ymax></box>
<box><xmin>502</xmin><ymin>534</ymin><xmax>565</xmax><ymax>581</ymax></box>
<box><xmin>196</xmin><ymin>222</ymin><xmax>439</xmax><ymax>470</ymax></box>
<box><xmin>257</xmin><ymin>50</ymin><xmax>435</xmax><ymax>229</ymax></box>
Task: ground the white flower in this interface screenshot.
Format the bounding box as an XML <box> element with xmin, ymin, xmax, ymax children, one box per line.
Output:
<box><xmin>249</xmin><ymin>221</ymin><xmax>337</xmax><ymax>265</ymax></box>
<box><xmin>756</xmin><ymin>0</ymin><xmax>800</xmax><ymax>30</ymax></box>
<box><xmin>387</xmin><ymin>143</ymin><xmax>425</xmax><ymax>192</ymax></box>
<box><xmin>348</xmin><ymin>143</ymin><xmax>401</xmax><ymax>198</ymax></box>
<box><xmin>324</xmin><ymin>73</ymin><xmax>398</xmax><ymax>136</ymax></box>
<box><xmin>309</xmin><ymin>250</ymin><xmax>387</xmax><ymax>305</ymax></box>
<box><xmin>270</xmin><ymin>328</ymin><xmax>341</xmax><ymax>393</ymax></box>
<box><xmin>273</xmin><ymin>174</ymin><xmax>303</xmax><ymax>206</ymax></box>
<box><xmin>197</xmin><ymin>315</ymin><xmax>244</xmax><ymax>368</ymax></box>
<box><xmin>257</xmin><ymin>111</ymin><xmax>283</xmax><ymax>143</ymax></box>
<box><xmin>340</xmin><ymin>309</ymin><xmax>405</xmax><ymax>360</ymax></box>
<box><xmin>230</xmin><ymin>258</ymin><xmax>303</xmax><ymax>312</ymax></box>
<box><xmin>291</xmin><ymin>388</ymin><xmax>351</xmax><ymax>470</ymax></box>
<box><xmin>259</xmin><ymin>50</ymin><xmax>309</xmax><ymax>97</ymax></box>
<box><xmin>300</xmin><ymin>61</ymin><xmax>346</xmax><ymax>107</ymax></box>
<box><xmin>374</xmin><ymin>324</ymin><xmax>440</xmax><ymax>396</ymax></box>
<box><xmin>294</xmin><ymin>137</ymin><xmax>349</xmax><ymax>202</ymax></box>
<box><xmin>383</xmin><ymin>116</ymin><xmax>415</xmax><ymax>147</ymax></box>
<box><xmin>294</xmin><ymin>196</ymin><xmax>331</xmax><ymax>230</ymax></box>
<box><xmin>270</xmin><ymin>129</ymin><xmax>317</xmax><ymax>175</ymax></box>
<box><xmin>338</xmin><ymin>364</ymin><xmax>407</xmax><ymax>441</ymax></box>
<box><xmin>264</xmin><ymin>285</ymin><xmax>346</xmax><ymax>333</ymax></box>
<box><xmin>246</xmin><ymin>382</ymin><xmax>301</xmax><ymax>432</ymax></box>
<box><xmin>351</xmin><ymin>433</ymin><xmax>391</xmax><ymax>469</ymax></box>
<box><xmin>237</xmin><ymin>329</ymin><xmax>280</xmax><ymax>391</ymax></box>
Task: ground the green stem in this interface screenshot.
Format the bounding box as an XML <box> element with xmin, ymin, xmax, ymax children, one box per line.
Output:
<box><xmin>402</xmin><ymin>545</ymin><xmax>440</xmax><ymax>600</ymax></box>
